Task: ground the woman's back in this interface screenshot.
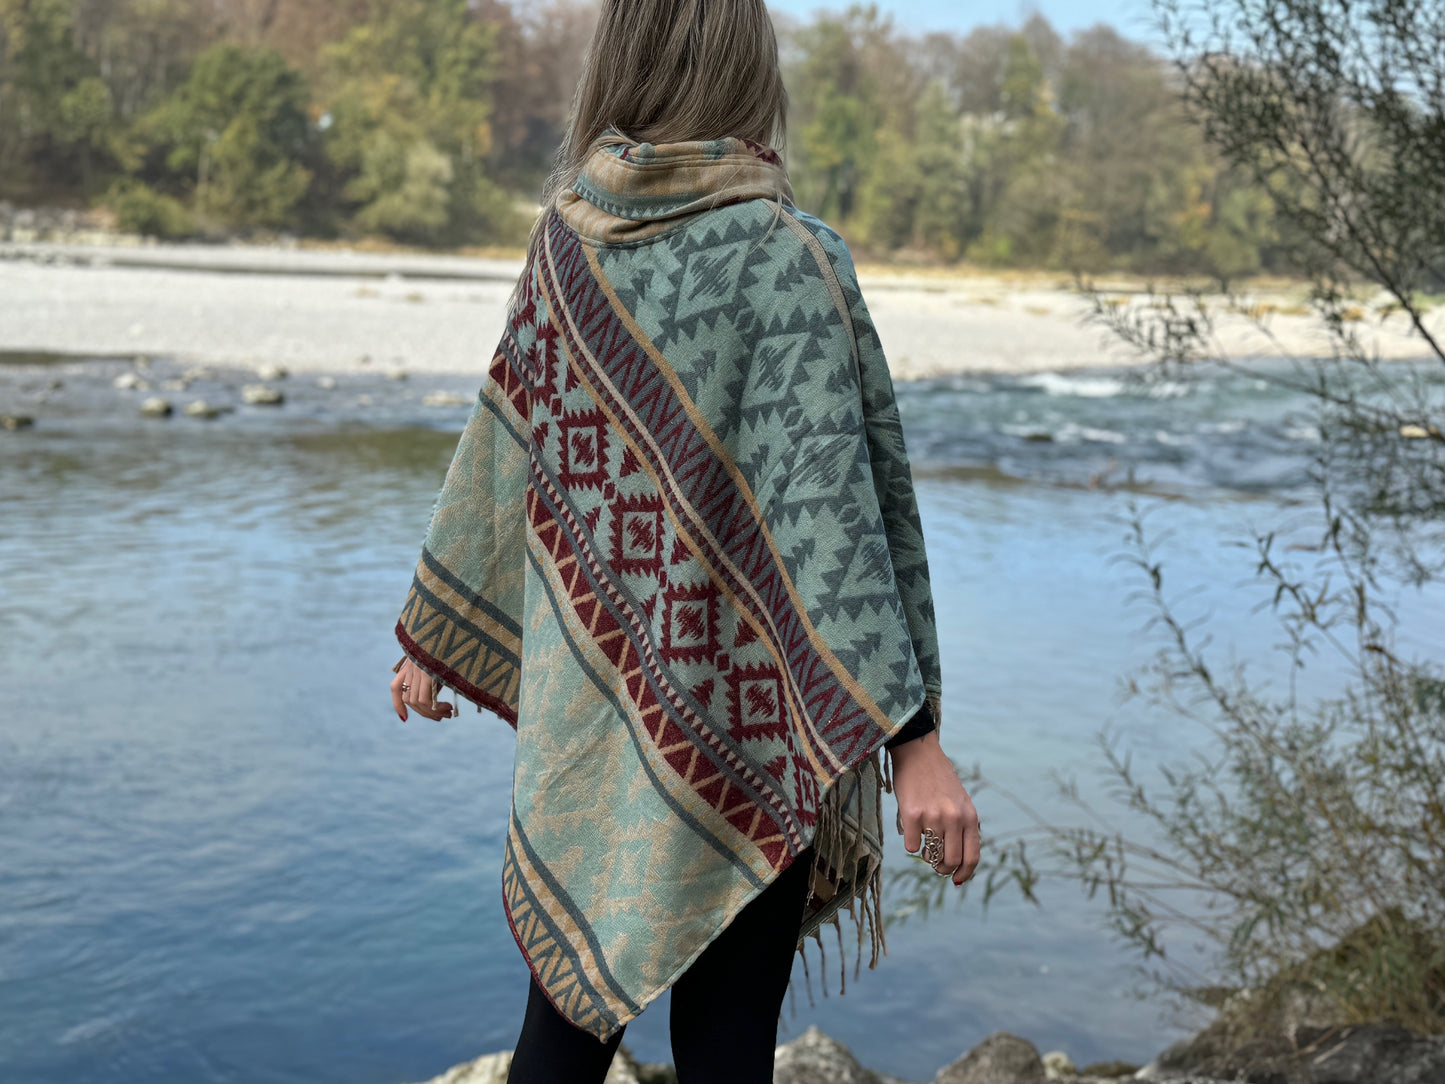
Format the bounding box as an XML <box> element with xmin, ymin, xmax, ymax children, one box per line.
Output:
<box><xmin>386</xmin><ymin>3</ymin><xmax>976</xmax><ymax>1076</ymax></box>
<box><xmin>396</xmin><ymin>129</ymin><xmax>941</xmax><ymax>1040</ymax></box>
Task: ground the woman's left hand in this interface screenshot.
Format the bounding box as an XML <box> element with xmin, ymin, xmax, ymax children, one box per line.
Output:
<box><xmin>390</xmin><ymin>658</ymin><xmax>455</xmax><ymax>722</ymax></box>
<box><xmin>889</xmin><ymin>731</ymin><xmax>981</xmax><ymax>886</ymax></box>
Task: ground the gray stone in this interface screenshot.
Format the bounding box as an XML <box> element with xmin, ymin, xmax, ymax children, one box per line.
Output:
<box><xmin>1138</xmin><ymin>1023</ymin><xmax>1445</xmax><ymax>1084</ymax></box>
<box><xmin>139</xmin><ymin>396</ymin><xmax>173</xmax><ymax>417</ymax></box>
<box><xmin>408</xmin><ymin>1050</ymin><xmax>511</xmax><ymax>1084</ymax></box>
<box><xmin>1302</xmin><ymin>1025</ymin><xmax>1445</xmax><ymax>1084</ymax></box>
<box><xmin>256</xmin><ymin>362</ymin><xmax>288</xmax><ymax>380</ymax></box>
<box><xmin>113</xmin><ymin>371</ymin><xmax>148</xmax><ymax>390</ymax></box>
<box><xmin>316</xmin><ymin>375</ymin><xmax>337</xmax><ymax>390</ymax></box>
<box><xmin>1077</xmin><ymin>1061</ymin><xmax>1138</xmax><ymax>1078</ymax></box>
<box><xmin>1277</xmin><ymin>985</ymin><xmax>1340</xmax><ymax>1047</ymax></box>
<box><xmin>774</xmin><ymin>1025</ymin><xmax>880</xmax><ymax>1084</ymax></box>
<box><xmin>184</xmin><ymin>400</ymin><xmax>223</xmax><ymax>419</ymax></box>
<box><xmin>600</xmin><ymin>1044</ymin><xmax>644</xmax><ymax>1083</ymax></box>
<box><xmin>241</xmin><ymin>383</ymin><xmax>284</xmax><ymax>405</ymax></box>
<box><xmin>634</xmin><ymin>1057</ymin><xmax>677</xmax><ymax>1084</ymax></box>
<box><xmin>1137</xmin><ymin>1015</ymin><xmax>1246</xmax><ymax>1079</ymax></box>
<box><xmin>1130</xmin><ymin>1052</ymin><xmax>1227</xmax><ymax>1084</ymax></box>
<box><xmin>1</xmin><ymin>414</ymin><xmax>35</xmax><ymax>430</ymax></box>
<box><xmin>386</xmin><ymin>367</ymin><xmax>409</xmax><ymax>381</ymax></box>
<box><xmin>1042</xmin><ymin>1050</ymin><xmax>1077</xmax><ymax>1078</ymax></box>
<box><xmin>607</xmin><ymin>1044</ymin><xmax>645</xmax><ymax>1084</ymax></box>
<box><xmin>936</xmin><ymin>1032</ymin><xmax>1046</xmax><ymax>1084</ymax></box>
<box><xmin>404</xmin><ymin>1042</ymin><xmax>646</xmax><ymax>1084</ymax></box>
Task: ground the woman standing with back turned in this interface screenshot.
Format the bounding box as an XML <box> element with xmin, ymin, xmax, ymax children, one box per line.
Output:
<box><xmin>387</xmin><ymin>2</ymin><xmax>981</xmax><ymax>1080</ymax></box>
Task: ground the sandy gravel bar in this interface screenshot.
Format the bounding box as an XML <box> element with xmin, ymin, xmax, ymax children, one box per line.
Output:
<box><xmin>2</xmin><ymin>241</ymin><xmax>1439</xmax><ymax>379</ymax></box>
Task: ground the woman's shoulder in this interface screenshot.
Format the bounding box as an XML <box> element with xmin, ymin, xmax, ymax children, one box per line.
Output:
<box><xmin>770</xmin><ymin>206</ymin><xmax>864</xmax><ymax>298</ymax></box>
<box><xmin>670</xmin><ymin>201</ymin><xmax>864</xmax><ymax>308</ymax></box>
<box><xmin>578</xmin><ymin>198</ymin><xmax>869</xmax><ymax>339</ymax></box>
<box><xmin>777</xmin><ymin>207</ymin><xmax>850</xmax><ymax>258</ymax></box>
<box><xmin>674</xmin><ymin>198</ymin><xmax>855</xmax><ymax>265</ymax></box>
<box><xmin>678</xmin><ymin>202</ymin><xmax>871</xmax><ymax>339</ymax></box>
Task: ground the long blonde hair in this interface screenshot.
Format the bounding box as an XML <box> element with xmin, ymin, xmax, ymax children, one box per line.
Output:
<box><xmin>521</xmin><ymin>0</ymin><xmax>789</xmax><ymax>268</ymax></box>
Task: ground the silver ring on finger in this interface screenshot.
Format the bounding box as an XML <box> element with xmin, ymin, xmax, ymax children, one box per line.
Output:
<box><xmin>920</xmin><ymin>827</ymin><xmax>944</xmax><ymax>869</ymax></box>
<box><xmin>400</xmin><ymin>683</ymin><xmax>410</xmax><ymax>692</ymax></box>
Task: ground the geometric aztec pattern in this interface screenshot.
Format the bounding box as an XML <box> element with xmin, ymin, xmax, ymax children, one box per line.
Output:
<box><xmin>394</xmin><ymin>133</ymin><xmax>943</xmax><ymax>1043</ymax></box>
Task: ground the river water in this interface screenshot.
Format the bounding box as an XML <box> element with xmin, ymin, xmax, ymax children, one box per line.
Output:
<box><xmin>1</xmin><ymin>352</ymin><xmax>1440</xmax><ymax>1082</ymax></box>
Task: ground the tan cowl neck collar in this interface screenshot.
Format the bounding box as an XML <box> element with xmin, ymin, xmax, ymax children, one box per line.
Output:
<box><xmin>556</xmin><ymin>129</ymin><xmax>794</xmax><ymax>245</ymax></box>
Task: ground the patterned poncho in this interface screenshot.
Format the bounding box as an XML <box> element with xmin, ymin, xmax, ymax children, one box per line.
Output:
<box><xmin>394</xmin><ymin>131</ymin><xmax>943</xmax><ymax>1042</ymax></box>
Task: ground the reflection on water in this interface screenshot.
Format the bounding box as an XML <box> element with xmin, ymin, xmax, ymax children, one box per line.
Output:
<box><xmin>1</xmin><ymin>356</ymin><xmax>1440</xmax><ymax>1083</ymax></box>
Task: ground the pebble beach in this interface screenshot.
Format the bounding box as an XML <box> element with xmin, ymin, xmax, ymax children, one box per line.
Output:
<box><xmin>3</xmin><ymin>240</ymin><xmax>1440</xmax><ymax>381</ymax></box>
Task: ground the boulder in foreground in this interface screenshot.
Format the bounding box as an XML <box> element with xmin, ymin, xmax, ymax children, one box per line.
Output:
<box><xmin>936</xmin><ymin>1031</ymin><xmax>1045</xmax><ymax>1084</ymax></box>
<box><xmin>774</xmin><ymin>1025</ymin><xmax>880</xmax><ymax>1083</ymax></box>
<box><xmin>1139</xmin><ymin>1021</ymin><xmax>1445</xmax><ymax>1084</ymax></box>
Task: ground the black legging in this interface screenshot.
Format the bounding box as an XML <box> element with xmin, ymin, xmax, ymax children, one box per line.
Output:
<box><xmin>506</xmin><ymin>845</ymin><xmax>815</xmax><ymax>1084</ymax></box>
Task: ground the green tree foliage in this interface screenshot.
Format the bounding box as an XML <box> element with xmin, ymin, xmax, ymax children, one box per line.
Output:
<box><xmin>908</xmin><ymin>82</ymin><xmax>970</xmax><ymax>258</ymax></box>
<box><xmin>136</xmin><ymin>42</ymin><xmax>313</xmax><ymax>228</ymax></box>
<box><xmin>319</xmin><ymin>0</ymin><xmax>513</xmax><ymax>244</ymax></box>
<box><xmin>850</xmin><ymin>78</ymin><xmax>968</xmax><ymax>257</ymax></box>
<box><xmin>780</xmin><ymin>5</ymin><xmax>1284</xmax><ymax>276</ymax></box>
<box><xmin>2</xmin><ymin>0</ymin><xmax>1288</xmax><ymax>264</ymax></box>
<box><xmin>788</xmin><ymin>14</ymin><xmax>881</xmax><ymax>223</ymax></box>
<box><xmin>104</xmin><ymin>176</ymin><xmax>194</xmax><ymax>237</ymax></box>
<box><xmin>0</xmin><ymin>0</ymin><xmax>117</xmax><ymax>189</ymax></box>
<box><xmin>960</xmin><ymin>33</ymin><xmax>1070</xmax><ymax>266</ymax></box>
<box><xmin>74</xmin><ymin>0</ymin><xmax>217</xmax><ymax>122</ymax></box>
<box><xmin>212</xmin><ymin>0</ymin><xmax>367</xmax><ymax>77</ymax></box>
<box><xmin>482</xmin><ymin>0</ymin><xmax>598</xmax><ymax>191</ymax></box>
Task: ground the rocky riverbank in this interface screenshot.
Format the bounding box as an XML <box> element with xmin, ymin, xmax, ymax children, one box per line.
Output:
<box><xmin>5</xmin><ymin>218</ymin><xmax>1443</xmax><ymax>383</ymax></box>
<box><xmin>405</xmin><ymin>1019</ymin><xmax>1445</xmax><ymax>1084</ymax></box>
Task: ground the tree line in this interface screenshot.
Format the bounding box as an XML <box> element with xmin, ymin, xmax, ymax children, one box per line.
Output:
<box><xmin>1</xmin><ymin>0</ymin><xmax>1281</xmax><ymax>276</ymax></box>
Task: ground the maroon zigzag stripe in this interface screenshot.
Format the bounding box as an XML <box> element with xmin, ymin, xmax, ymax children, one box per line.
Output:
<box><xmin>541</xmin><ymin>221</ymin><xmax>868</xmax><ymax>770</ymax></box>
<box><xmin>525</xmin><ymin>453</ymin><xmax>801</xmax><ymax>863</ymax></box>
<box><xmin>541</xmin><ymin>215</ymin><xmax>887</xmax><ymax>770</ymax></box>
<box><xmin>490</xmin><ymin>332</ymin><xmax>531</xmax><ymax>419</ymax></box>
<box><xmin>395</xmin><ymin>619</ymin><xmax>519</xmax><ymax>729</ymax></box>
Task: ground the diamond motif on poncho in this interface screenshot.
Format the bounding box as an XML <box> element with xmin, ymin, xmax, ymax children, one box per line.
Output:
<box><xmin>726</xmin><ymin>660</ymin><xmax>788</xmax><ymax>742</ymax></box>
<box><xmin>607</xmin><ymin>492</ymin><xmax>665</xmax><ymax>575</ymax></box>
<box><xmin>660</xmin><ymin>579</ymin><xmax>719</xmax><ymax>664</ymax></box>
<box><xmin>557</xmin><ymin>406</ymin><xmax>609</xmax><ymax>490</ymax></box>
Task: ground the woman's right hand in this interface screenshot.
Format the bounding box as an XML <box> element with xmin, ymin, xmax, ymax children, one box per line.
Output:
<box><xmin>390</xmin><ymin>658</ymin><xmax>455</xmax><ymax>722</ymax></box>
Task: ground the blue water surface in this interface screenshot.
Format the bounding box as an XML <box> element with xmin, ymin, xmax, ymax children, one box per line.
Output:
<box><xmin>1</xmin><ymin>354</ymin><xmax>1439</xmax><ymax>1082</ymax></box>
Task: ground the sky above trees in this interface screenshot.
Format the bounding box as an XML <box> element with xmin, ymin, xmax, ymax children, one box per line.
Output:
<box><xmin>767</xmin><ymin>0</ymin><xmax>1157</xmax><ymax>41</ymax></box>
